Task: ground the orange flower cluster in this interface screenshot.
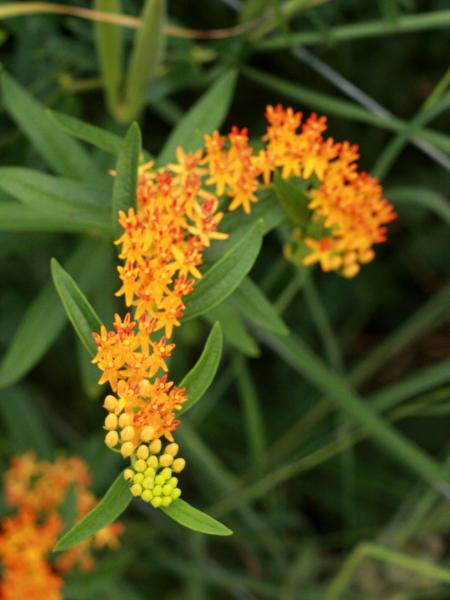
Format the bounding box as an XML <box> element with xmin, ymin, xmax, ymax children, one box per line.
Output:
<box><xmin>202</xmin><ymin>104</ymin><xmax>396</xmax><ymax>278</ymax></box>
<box><xmin>0</xmin><ymin>452</ymin><xmax>122</xmax><ymax>599</ymax></box>
<box><xmin>93</xmin><ymin>104</ymin><xmax>395</xmax><ymax>508</ymax></box>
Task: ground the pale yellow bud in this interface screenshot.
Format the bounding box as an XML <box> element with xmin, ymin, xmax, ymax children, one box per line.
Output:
<box><xmin>103</xmin><ymin>395</ymin><xmax>117</xmax><ymax>411</ymax></box>
<box><xmin>123</xmin><ymin>468</ymin><xmax>134</xmax><ymax>482</ymax></box>
<box><xmin>140</xmin><ymin>426</ymin><xmax>154</xmax><ymax>442</ymax></box>
<box><xmin>172</xmin><ymin>458</ymin><xmax>186</xmax><ymax>473</ymax></box>
<box><xmin>165</xmin><ymin>443</ymin><xmax>179</xmax><ymax>457</ymax></box>
<box><xmin>130</xmin><ymin>484</ymin><xmax>142</xmax><ymax>497</ymax></box>
<box><xmin>118</xmin><ymin>413</ymin><xmax>131</xmax><ymax>428</ymax></box>
<box><xmin>168</xmin><ymin>477</ymin><xmax>178</xmax><ymax>488</ymax></box>
<box><xmin>134</xmin><ymin>459</ymin><xmax>146</xmax><ymax>472</ymax></box>
<box><xmin>171</xmin><ymin>488</ymin><xmax>181</xmax><ymax>500</ymax></box>
<box><xmin>160</xmin><ymin>467</ymin><xmax>172</xmax><ymax>480</ymax></box>
<box><xmin>149</xmin><ymin>439</ymin><xmax>162</xmax><ymax>454</ymax></box>
<box><xmin>143</xmin><ymin>477</ymin><xmax>154</xmax><ymax>490</ymax></box>
<box><xmin>153</xmin><ymin>485</ymin><xmax>162</xmax><ymax>497</ymax></box>
<box><xmin>134</xmin><ymin>473</ymin><xmax>144</xmax><ymax>484</ymax></box>
<box><xmin>121</xmin><ymin>442</ymin><xmax>134</xmax><ymax>457</ymax></box>
<box><xmin>161</xmin><ymin>496</ymin><xmax>172</xmax><ymax>507</ymax></box>
<box><xmin>144</xmin><ymin>467</ymin><xmax>155</xmax><ymax>478</ymax></box>
<box><xmin>104</xmin><ymin>414</ymin><xmax>118</xmax><ymax>430</ymax></box>
<box><xmin>139</xmin><ymin>380</ymin><xmax>152</xmax><ymax>396</ymax></box>
<box><xmin>151</xmin><ymin>496</ymin><xmax>162</xmax><ymax>508</ymax></box>
<box><xmin>121</xmin><ymin>425</ymin><xmax>135</xmax><ymax>442</ymax></box>
<box><xmin>105</xmin><ymin>431</ymin><xmax>119</xmax><ymax>448</ymax></box>
<box><xmin>162</xmin><ymin>484</ymin><xmax>172</xmax><ymax>496</ymax></box>
<box><xmin>136</xmin><ymin>445</ymin><xmax>149</xmax><ymax>460</ymax></box>
<box><xmin>159</xmin><ymin>454</ymin><xmax>173</xmax><ymax>467</ymax></box>
<box><xmin>147</xmin><ymin>456</ymin><xmax>158</xmax><ymax>469</ymax></box>
<box><xmin>154</xmin><ymin>475</ymin><xmax>165</xmax><ymax>486</ymax></box>
<box><xmin>142</xmin><ymin>489</ymin><xmax>153</xmax><ymax>502</ymax></box>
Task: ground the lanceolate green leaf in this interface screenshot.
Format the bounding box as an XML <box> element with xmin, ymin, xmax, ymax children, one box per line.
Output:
<box><xmin>112</xmin><ymin>123</ymin><xmax>141</xmax><ymax>237</ymax></box>
<box><xmin>95</xmin><ymin>0</ymin><xmax>123</xmax><ymax>115</ymax></box>
<box><xmin>162</xmin><ymin>499</ymin><xmax>233</xmax><ymax>536</ymax></box>
<box><xmin>0</xmin><ymin>202</ymin><xmax>104</xmax><ymax>233</ymax></box>
<box><xmin>230</xmin><ymin>277</ymin><xmax>289</xmax><ymax>336</ymax></box>
<box><xmin>273</xmin><ymin>172</ymin><xmax>310</xmax><ymax>225</ymax></box>
<box><xmin>49</xmin><ymin>110</ymin><xmax>123</xmax><ymax>155</ymax></box>
<box><xmin>183</xmin><ymin>220</ymin><xmax>264</xmax><ymax>321</ymax></box>
<box><xmin>0</xmin><ymin>240</ymin><xmax>109</xmax><ymax>389</ymax></box>
<box><xmin>54</xmin><ymin>474</ymin><xmax>132</xmax><ymax>552</ymax></box>
<box><xmin>387</xmin><ymin>186</ymin><xmax>450</xmax><ymax>227</ymax></box>
<box><xmin>205</xmin><ymin>304</ymin><xmax>260</xmax><ymax>357</ymax></box>
<box><xmin>0</xmin><ymin>71</ymin><xmax>101</xmax><ymax>181</ymax></box>
<box><xmin>0</xmin><ymin>168</ymin><xmax>111</xmax><ymax>233</ymax></box>
<box><xmin>178</xmin><ymin>322</ymin><xmax>223</xmax><ymax>414</ymax></box>
<box><xmin>124</xmin><ymin>0</ymin><xmax>166</xmax><ymax>121</ymax></box>
<box><xmin>51</xmin><ymin>259</ymin><xmax>103</xmax><ymax>357</ymax></box>
<box><xmin>158</xmin><ymin>69</ymin><xmax>238</xmax><ymax>165</ymax></box>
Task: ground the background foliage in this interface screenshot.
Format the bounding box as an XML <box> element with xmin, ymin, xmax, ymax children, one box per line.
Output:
<box><xmin>1</xmin><ymin>0</ymin><xmax>450</xmax><ymax>598</ymax></box>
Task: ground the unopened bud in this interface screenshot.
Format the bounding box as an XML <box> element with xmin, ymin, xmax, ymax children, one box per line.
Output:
<box><xmin>149</xmin><ymin>439</ymin><xmax>162</xmax><ymax>454</ymax></box>
<box><xmin>171</xmin><ymin>488</ymin><xmax>181</xmax><ymax>500</ymax></box>
<box><xmin>105</xmin><ymin>431</ymin><xmax>119</xmax><ymax>448</ymax></box>
<box><xmin>159</xmin><ymin>453</ymin><xmax>173</xmax><ymax>467</ymax></box>
<box><xmin>130</xmin><ymin>484</ymin><xmax>142</xmax><ymax>497</ymax></box>
<box><xmin>123</xmin><ymin>468</ymin><xmax>134</xmax><ymax>482</ymax></box>
<box><xmin>161</xmin><ymin>496</ymin><xmax>172</xmax><ymax>507</ymax></box>
<box><xmin>136</xmin><ymin>445</ymin><xmax>149</xmax><ymax>460</ymax></box>
<box><xmin>118</xmin><ymin>413</ymin><xmax>131</xmax><ymax>428</ymax></box>
<box><xmin>104</xmin><ymin>395</ymin><xmax>117</xmax><ymax>411</ymax></box>
<box><xmin>121</xmin><ymin>425</ymin><xmax>135</xmax><ymax>442</ymax></box>
<box><xmin>134</xmin><ymin>459</ymin><xmax>146</xmax><ymax>472</ymax></box>
<box><xmin>172</xmin><ymin>458</ymin><xmax>186</xmax><ymax>473</ymax></box>
<box><xmin>134</xmin><ymin>473</ymin><xmax>144</xmax><ymax>484</ymax></box>
<box><xmin>147</xmin><ymin>456</ymin><xmax>158</xmax><ymax>469</ymax></box>
<box><xmin>140</xmin><ymin>426</ymin><xmax>154</xmax><ymax>442</ymax></box>
<box><xmin>151</xmin><ymin>496</ymin><xmax>162</xmax><ymax>508</ymax></box>
<box><xmin>142</xmin><ymin>490</ymin><xmax>153</xmax><ymax>502</ymax></box>
<box><xmin>165</xmin><ymin>443</ymin><xmax>179</xmax><ymax>457</ymax></box>
<box><xmin>160</xmin><ymin>467</ymin><xmax>172</xmax><ymax>480</ymax></box>
<box><xmin>104</xmin><ymin>414</ymin><xmax>118</xmax><ymax>430</ymax></box>
<box><xmin>121</xmin><ymin>442</ymin><xmax>134</xmax><ymax>457</ymax></box>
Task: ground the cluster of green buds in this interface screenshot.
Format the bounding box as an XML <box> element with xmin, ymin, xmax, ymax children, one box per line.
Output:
<box><xmin>123</xmin><ymin>439</ymin><xmax>185</xmax><ymax>508</ymax></box>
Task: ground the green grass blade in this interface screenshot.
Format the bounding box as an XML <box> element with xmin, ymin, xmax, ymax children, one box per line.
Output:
<box><xmin>112</xmin><ymin>122</ymin><xmax>141</xmax><ymax>237</ymax></box>
<box><xmin>0</xmin><ymin>202</ymin><xmax>107</xmax><ymax>233</ymax></box>
<box><xmin>0</xmin><ymin>71</ymin><xmax>101</xmax><ymax>180</ymax></box>
<box><xmin>95</xmin><ymin>0</ymin><xmax>123</xmax><ymax>115</ymax></box>
<box><xmin>205</xmin><ymin>304</ymin><xmax>261</xmax><ymax>357</ymax></box>
<box><xmin>124</xmin><ymin>0</ymin><xmax>166</xmax><ymax>121</ymax></box>
<box><xmin>158</xmin><ymin>70</ymin><xmax>238</xmax><ymax>165</ymax></box>
<box><xmin>51</xmin><ymin>258</ymin><xmax>103</xmax><ymax>357</ymax></box>
<box><xmin>162</xmin><ymin>499</ymin><xmax>233</xmax><ymax>536</ymax></box>
<box><xmin>230</xmin><ymin>277</ymin><xmax>289</xmax><ymax>336</ymax></box>
<box><xmin>0</xmin><ymin>167</ymin><xmax>111</xmax><ymax>233</ymax></box>
<box><xmin>0</xmin><ymin>240</ymin><xmax>109</xmax><ymax>389</ymax></box>
<box><xmin>183</xmin><ymin>220</ymin><xmax>264</xmax><ymax>321</ymax></box>
<box><xmin>54</xmin><ymin>473</ymin><xmax>131</xmax><ymax>552</ymax></box>
<box><xmin>49</xmin><ymin>110</ymin><xmax>123</xmax><ymax>155</ymax></box>
<box><xmin>178</xmin><ymin>322</ymin><xmax>223</xmax><ymax>414</ymax></box>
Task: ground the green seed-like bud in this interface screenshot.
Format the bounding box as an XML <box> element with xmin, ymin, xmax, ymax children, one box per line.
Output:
<box><xmin>134</xmin><ymin>459</ymin><xmax>147</xmax><ymax>472</ymax></box>
<box><xmin>136</xmin><ymin>445</ymin><xmax>149</xmax><ymax>460</ymax></box>
<box><xmin>160</xmin><ymin>467</ymin><xmax>172</xmax><ymax>480</ymax></box>
<box><xmin>161</xmin><ymin>496</ymin><xmax>172</xmax><ymax>507</ymax></box>
<box><xmin>143</xmin><ymin>477</ymin><xmax>154</xmax><ymax>490</ymax></box>
<box><xmin>144</xmin><ymin>467</ymin><xmax>156</xmax><ymax>478</ymax></box>
<box><xmin>142</xmin><ymin>490</ymin><xmax>153</xmax><ymax>502</ymax></box>
<box><xmin>159</xmin><ymin>453</ymin><xmax>173</xmax><ymax>467</ymax></box>
<box><xmin>151</xmin><ymin>496</ymin><xmax>162</xmax><ymax>508</ymax></box>
<box><xmin>171</xmin><ymin>488</ymin><xmax>181</xmax><ymax>500</ymax></box>
<box><xmin>168</xmin><ymin>477</ymin><xmax>178</xmax><ymax>488</ymax></box>
<box><xmin>123</xmin><ymin>468</ymin><xmax>134</xmax><ymax>482</ymax></box>
<box><xmin>130</xmin><ymin>483</ymin><xmax>142</xmax><ymax>497</ymax></box>
<box><xmin>165</xmin><ymin>443</ymin><xmax>179</xmax><ymax>457</ymax></box>
<box><xmin>134</xmin><ymin>473</ymin><xmax>144</xmax><ymax>484</ymax></box>
<box><xmin>149</xmin><ymin>439</ymin><xmax>162</xmax><ymax>454</ymax></box>
<box><xmin>172</xmin><ymin>458</ymin><xmax>186</xmax><ymax>473</ymax></box>
<box><xmin>147</xmin><ymin>456</ymin><xmax>158</xmax><ymax>468</ymax></box>
<box><xmin>153</xmin><ymin>485</ymin><xmax>162</xmax><ymax>497</ymax></box>
<box><xmin>162</xmin><ymin>484</ymin><xmax>172</xmax><ymax>496</ymax></box>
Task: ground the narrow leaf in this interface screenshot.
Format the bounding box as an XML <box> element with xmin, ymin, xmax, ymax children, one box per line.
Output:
<box><xmin>178</xmin><ymin>322</ymin><xmax>223</xmax><ymax>414</ymax></box>
<box><xmin>1</xmin><ymin>71</ymin><xmax>101</xmax><ymax>181</ymax></box>
<box><xmin>158</xmin><ymin>70</ymin><xmax>238</xmax><ymax>165</ymax></box>
<box><xmin>95</xmin><ymin>0</ymin><xmax>123</xmax><ymax>115</ymax></box>
<box><xmin>124</xmin><ymin>0</ymin><xmax>166</xmax><ymax>121</ymax></box>
<box><xmin>49</xmin><ymin>110</ymin><xmax>123</xmax><ymax>155</ymax></box>
<box><xmin>162</xmin><ymin>499</ymin><xmax>233</xmax><ymax>536</ymax></box>
<box><xmin>273</xmin><ymin>172</ymin><xmax>310</xmax><ymax>224</ymax></box>
<box><xmin>112</xmin><ymin>123</ymin><xmax>141</xmax><ymax>236</ymax></box>
<box><xmin>54</xmin><ymin>474</ymin><xmax>131</xmax><ymax>552</ymax></box>
<box><xmin>183</xmin><ymin>219</ymin><xmax>264</xmax><ymax>321</ymax></box>
<box><xmin>0</xmin><ymin>240</ymin><xmax>108</xmax><ymax>389</ymax></box>
<box><xmin>51</xmin><ymin>259</ymin><xmax>103</xmax><ymax>357</ymax></box>
<box><xmin>205</xmin><ymin>304</ymin><xmax>260</xmax><ymax>357</ymax></box>
<box><xmin>230</xmin><ymin>277</ymin><xmax>289</xmax><ymax>336</ymax></box>
<box><xmin>0</xmin><ymin>202</ymin><xmax>105</xmax><ymax>233</ymax></box>
<box><xmin>0</xmin><ymin>167</ymin><xmax>111</xmax><ymax>233</ymax></box>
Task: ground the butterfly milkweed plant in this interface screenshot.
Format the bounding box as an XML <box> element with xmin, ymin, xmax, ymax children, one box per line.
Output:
<box><xmin>1</xmin><ymin>2</ymin><xmax>450</xmax><ymax>598</ymax></box>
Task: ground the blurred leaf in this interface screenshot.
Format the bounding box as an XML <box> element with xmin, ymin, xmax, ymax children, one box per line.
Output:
<box><xmin>178</xmin><ymin>322</ymin><xmax>223</xmax><ymax>414</ymax></box>
<box><xmin>273</xmin><ymin>172</ymin><xmax>310</xmax><ymax>224</ymax></box>
<box><xmin>162</xmin><ymin>499</ymin><xmax>233</xmax><ymax>536</ymax></box>
<box><xmin>0</xmin><ymin>240</ymin><xmax>109</xmax><ymax>389</ymax></box>
<box><xmin>158</xmin><ymin>69</ymin><xmax>238</xmax><ymax>165</ymax></box>
<box><xmin>51</xmin><ymin>258</ymin><xmax>103</xmax><ymax>357</ymax></box>
<box><xmin>0</xmin><ymin>387</ymin><xmax>53</xmax><ymax>457</ymax></box>
<box><xmin>49</xmin><ymin>110</ymin><xmax>123</xmax><ymax>155</ymax></box>
<box><xmin>124</xmin><ymin>0</ymin><xmax>166</xmax><ymax>121</ymax></box>
<box><xmin>54</xmin><ymin>473</ymin><xmax>131</xmax><ymax>552</ymax></box>
<box><xmin>0</xmin><ymin>202</ymin><xmax>107</xmax><ymax>233</ymax></box>
<box><xmin>95</xmin><ymin>0</ymin><xmax>123</xmax><ymax>115</ymax></box>
<box><xmin>184</xmin><ymin>219</ymin><xmax>264</xmax><ymax>320</ymax></box>
<box><xmin>230</xmin><ymin>277</ymin><xmax>289</xmax><ymax>336</ymax></box>
<box><xmin>0</xmin><ymin>71</ymin><xmax>102</xmax><ymax>181</ymax></box>
<box><xmin>387</xmin><ymin>186</ymin><xmax>450</xmax><ymax>226</ymax></box>
<box><xmin>112</xmin><ymin>123</ymin><xmax>141</xmax><ymax>237</ymax></box>
<box><xmin>0</xmin><ymin>168</ymin><xmax>111</xmax><ymax>233</ymax></box>
<box><xmin>205</xmin><ymin>303</ymin><xmax>260</xmax><ymax>357</ymax></box>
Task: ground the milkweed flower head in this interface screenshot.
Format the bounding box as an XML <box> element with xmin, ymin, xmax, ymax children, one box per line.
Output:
<box><xmin>94</xmin><ymin>105</ymin><xmax>395</xmax><ymax>508</ymax></box>
<box><xmin>0</xmin><ymin>452</ymin><xmax>123</xmax><ymax>599</ymax></box>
